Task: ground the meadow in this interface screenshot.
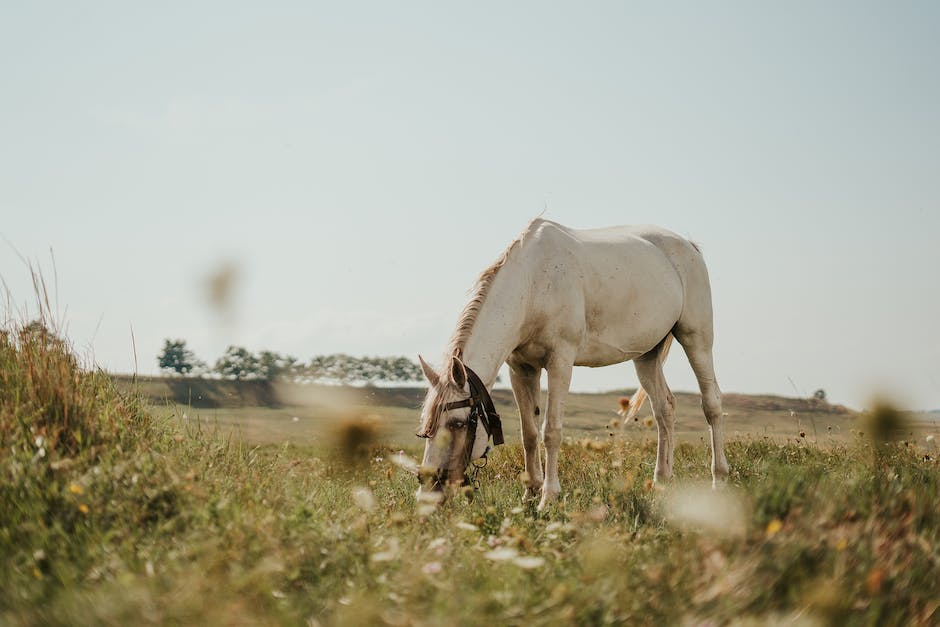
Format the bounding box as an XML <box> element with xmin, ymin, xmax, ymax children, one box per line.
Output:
<box><xmin>3</xmin><ymin>322</ymin><xmax>940</xmax><ymax>626</ymax></box>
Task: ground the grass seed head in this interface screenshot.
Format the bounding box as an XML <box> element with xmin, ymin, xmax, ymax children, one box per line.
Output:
<box><xmin>331</xmin><ymin>414</ymin><xmax>380</xmax><ymax>466</ymax></box>
<box><xmin>863</xmin><ymin>400</ymin><xmax>909</xmax><ymax>445</ymax></box>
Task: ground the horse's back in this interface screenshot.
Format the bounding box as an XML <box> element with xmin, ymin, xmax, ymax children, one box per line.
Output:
<box><xmin>527</xmin><ymin>220</ymin><xmax>704</xmax><ymax>282</ymax></box>
<box><xmin>520</xmin><ymin>220</ymin><xmax>709</xmax><ymax>364</ymax></box>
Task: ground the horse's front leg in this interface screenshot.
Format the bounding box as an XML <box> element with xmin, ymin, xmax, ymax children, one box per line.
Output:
<box><xmin>509</xmin><ymin>362</ymin><xmax>543</xmax><ymax>500</ymax></box>
<box><xmin>539</xmin><ymin>359</ymin><xmax>573</xmax><ymax>511</ymax></box>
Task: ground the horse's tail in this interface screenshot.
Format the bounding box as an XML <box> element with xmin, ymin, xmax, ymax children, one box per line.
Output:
<box><xmin>621</xmin><ymin>334</ymin><xmax>674</xmax><ymax>423</ymax></box>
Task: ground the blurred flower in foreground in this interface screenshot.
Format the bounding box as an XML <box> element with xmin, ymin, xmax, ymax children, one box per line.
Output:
<box><xmin>765</xmin><ymin>519</ymin><xmax>783</xmax><ymax>539</ymax></box>
<box><xmin>422</xmin><ymin>561</ymin><xmax>442</xmax><ymax>575</ymax></box>
<box><xmin>663</xmin><ymin>482</ymin><xmax>747</xmax><ymax>539</ymax></box>
<box><xmin>352</xmin><ymin>487</ymin><xmax>376</xmax><ymax>512</ymax></box>
<box><xmin>483</xmin><ymin>547</ymin><xmax>519</xmax><ymax>562</ymax></box>
<box><xmin>332</xmin><ymin>414</ymin><xmax>379</xmax><ymax>466</ymax></box>
<box><xmin>203</xmin><ymin>260</ymin><xmax>239</xmax><ymax>320</ymax></box>
<box><xmin>512</xmin><ymin>556</ymin><xmax>545</xmax><ymax>569</ymax></box>
<box><xmin>617</xmin><ymin>396</ymin><xmax>631</xmax><ymax>417</ymax></box>
<box><xmin>863</xmin><ymin>399</ymin><xmax>909</xmax><ymax>445</ymax></box>
<box><xmin>389</xmin><ymin>452</ymin><xmax>419</xmax><ymax>475</ymax></box>
<box><xmin>416</xmin><ymin>490</ymin><xmax>443</xmax><ymax>517</ymax></box>
<box><xmin>371</xmin><ymin>537</ymin><xmax>399</xmax><ymax>562</ymax></box>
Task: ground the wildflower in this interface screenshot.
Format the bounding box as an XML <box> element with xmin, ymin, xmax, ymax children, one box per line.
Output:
<box><xmin>483</xmin><ymin>547</ymin><xmax>519</xmax><ymax>561</ymax></box>
<box><xmin>663</xmin><ymin>482</ymin><xmax>747</xmax><ymax>539</ymax></box>
<box><xmin>865</xmin><ymin>568</ymin><xmax>885</xmax><ymax>594</ymax></box>
<box><xmin>416</xmin><ymin>504</ymin><xmax>436</xmax><ymax>517</ymax></box>
<box><xmin>455</xmin><ymin>522</ymin><xmax>478</xmax><ymax>532</ymax></box>
<box><xmin>587</xmin><ymin>505</ymin><xmax>608</xmax><ymax>522</ymax></box>
<box><xmin>422</xmin><ymin>561</ymin><xmax>442</xmax><ymax>575</ymax></box>
<box><xmin>765</xmin><ymin>519</ymin><xmax>783</xmax><ymax>538</ymax></box>
<box><xmin>352</xmin><ymin>486</ymin><xmax>376</xmax><ymax>512</ymax></box>
<box><xmin>78</xmin><ymin>504</ymin><xmax>89</xmax><ymax>515</ymax></box>
<box><xmin>68</xmin><ymin>483</ymin><xmax>84</xmax><ymax>495</ymax></box>
<box><xmin>513</xmin><ymin>556</ymin><xmax>546</xmax><ymax>569</ymax></box>
<box><xmin>863</xmin><ymin>400</ymin><xmax>908</xmax><ymax>444</ymax></box>
<box><xmin>427</xmin><ymin>538</ymin><xmax>448</xmax><ymax>555</ymax></box>
<box><xmin>333</xmin><ymin>415</ymin><xmax>379</xmax><ymax>465</ymax></box>
<box><xmin>371</xmin><ymin>538</ymin><xmax>400</xmax><ymax>562</ymax></box>
<box><xmin>617</xmin><ymin>397</ymin><xmax>631</xmax><ymax>416</ymax></box>
<box><xmin>389</xmin><ymin>452</ymin><xmax>419</xmax><ymax>475</ymax></box>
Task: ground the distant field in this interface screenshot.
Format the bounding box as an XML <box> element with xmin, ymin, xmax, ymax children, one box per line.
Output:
<box><xmin>114</xmin><ymin>375</ymin><xmax>938</xmax><ymax>449</ymax></box>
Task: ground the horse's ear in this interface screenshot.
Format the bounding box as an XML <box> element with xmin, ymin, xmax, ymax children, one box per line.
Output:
<box><xmin>418</xmin><ymin>355</ymin><xmax>439</xmax><ymax>386</ymax></box>
<box><xmin>449</xmin><ymin>355</ymin><xmax>467</xmax><ymax>389</ymax></box>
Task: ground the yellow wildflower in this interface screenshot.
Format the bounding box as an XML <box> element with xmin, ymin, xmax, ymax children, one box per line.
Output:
<box><xmin>68</xmin><ymin>483</ymin><xmax>84</xmax><ymax>495</ymax></box>
<box><xmin>765</xmin><ymin>519</ymin><xmax>783</xmax><ymax>538</ymax></box>
<box><xmin>78</xmin><ymin>504</ymin><xmax>89</xmax><ymax>515</ymax></box>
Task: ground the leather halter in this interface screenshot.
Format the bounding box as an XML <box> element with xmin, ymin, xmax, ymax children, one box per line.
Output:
<box><xmin>422</xmin><ymin>365</ymin><xmax>504</xmax><ymax>485</ymax></box>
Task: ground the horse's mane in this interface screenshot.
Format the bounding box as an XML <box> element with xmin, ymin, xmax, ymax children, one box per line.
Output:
<box><xmin>417</xmin><ymin>217</ymin><xmax>540</xmax><ymax>437</ymax></box>
<box><xmin>446</xmin><ymin>217</ymin><xmax>539</xmax><ymax>359</ymax></box>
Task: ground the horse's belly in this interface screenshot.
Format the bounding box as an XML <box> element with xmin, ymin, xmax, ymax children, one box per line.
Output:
<box><xmin>575</xmin><ymin>288</ymin><xmax>682</xmax><ymax>366</ymax></box>
<box><xmin>573</xmin><ymin>341</ymin><xmax>644</xmax><ymax>367</ymax></box>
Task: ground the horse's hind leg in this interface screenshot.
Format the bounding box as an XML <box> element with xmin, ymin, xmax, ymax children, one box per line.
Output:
<box><xmin>633</xmin><ymin>337</ymin><xmax>676</xmax><ymax>483</ymax></box>
<box><xmin>675</xmin><ymin>330</ymin><xmax>730</xmax><ymax>485</ymax></box>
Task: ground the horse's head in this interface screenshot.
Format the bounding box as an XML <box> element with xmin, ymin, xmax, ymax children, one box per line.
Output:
<box><xmin>415</xmin><ymin>354</ymin><xmax>493</xmax><ymax>495</ymax></box>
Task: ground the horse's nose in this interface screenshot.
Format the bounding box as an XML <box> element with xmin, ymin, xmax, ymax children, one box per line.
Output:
<box><xmin>417</xmin><ymin>468</ymin><xmax>447</xmax><ymax>491</ymax></box>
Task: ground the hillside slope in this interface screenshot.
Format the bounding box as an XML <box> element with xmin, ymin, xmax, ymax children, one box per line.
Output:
<box><xmin>114</xmin><ymin>375</ymin><xmax>861</xmax><ymax>446</ymax></box>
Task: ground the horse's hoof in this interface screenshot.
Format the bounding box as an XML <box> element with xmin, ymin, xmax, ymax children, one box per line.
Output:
<box><xmin>537</xmin><ymin>490</ymin><xmax>559</xmax><ymax>511</ymax></box>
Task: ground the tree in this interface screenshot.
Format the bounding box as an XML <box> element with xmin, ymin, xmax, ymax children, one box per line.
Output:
<box><xmin>257</xmin><ymin>351</ymin><xmax>299</xmax><ymax>382</ymax></box>
<box><xmin>214</xmin><ymin>346</ymin><xmax>260</xmax><ymax>380</ymax></box>
<box><xmin>302</xmin><ymin>354</ymin><xmax>426</xmax><ymax>385</ymax></box>
<box><xmin>385</xmin><ymin>356</ymin><xmax>423</xmax><ymax>383</ymax></box>
<box><xmin>158</xmin><ymin>339</ymin><xmax>202</xmax><ymax>376</ymax></box>
<box><xmin>813</xmin><ymin>389</ymin><xmax>827</xmax><ymax>401</ymax></box>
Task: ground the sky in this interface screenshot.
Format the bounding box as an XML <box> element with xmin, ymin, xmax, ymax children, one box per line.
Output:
<box><xmin>2</xmin><ymin>2</ymin><xmax>939</xmax><ymax>410</ymax></box>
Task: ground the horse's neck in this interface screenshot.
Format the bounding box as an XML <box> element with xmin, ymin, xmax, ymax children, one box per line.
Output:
<box><xmin>459</xmin><ymin>258</ymin><xmax>528</xmax><ymax>388</ymax></box>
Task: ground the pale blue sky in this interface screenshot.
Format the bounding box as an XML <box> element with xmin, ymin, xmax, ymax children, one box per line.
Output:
<box><xmin>2</xmin><ymin>2</ymin><xmax>938</xmax><ymax>409</ymax></box>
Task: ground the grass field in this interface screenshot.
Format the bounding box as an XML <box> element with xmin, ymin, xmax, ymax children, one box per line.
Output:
<box><xmin>116</xmin><ymin>373</ymin><xmax>939</xmax><ymax>449</ymax></box>
<box><xmin>4</xmin><ymin>327</ymin><xmax>940</xmax><ymax>626</ymax></box>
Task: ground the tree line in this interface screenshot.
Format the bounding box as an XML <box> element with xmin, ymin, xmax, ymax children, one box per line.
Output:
<box><xmin>157</xmin><ymin>339</ymin><xmax>424</xmax><ymax>385</ymax></box>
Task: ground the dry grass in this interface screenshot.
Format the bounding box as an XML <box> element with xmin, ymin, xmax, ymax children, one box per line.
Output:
<box><xmin>2</xmin><ymin>315</ymin><xmax>940</xmax><ymax>625</ymax></box>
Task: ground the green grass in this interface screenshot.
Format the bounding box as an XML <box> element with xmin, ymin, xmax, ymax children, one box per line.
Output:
<box><xmin>3</xmin><ymin>322</ymin><xmax>940</xmax><ymax>625</ymax></box>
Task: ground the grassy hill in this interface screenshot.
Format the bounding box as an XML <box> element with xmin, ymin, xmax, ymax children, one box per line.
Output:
<box><xmin>4</xmin><ymin>325</ymin><xmax>940</xmax><ymax>625</ymax></box>
<box><xmin>110</xmin><ymin>374</ymin><xmax>877</xmax><ymax>448</ymax></box>
<box><xmin>3</xmin><ymin>333</ymin><xmax>939</xmax><ymax>625</ymax></box>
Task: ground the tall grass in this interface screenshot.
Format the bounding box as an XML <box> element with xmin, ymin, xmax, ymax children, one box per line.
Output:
<box><xmin>1</xmin><ymin>309</ymin><xmax>939</xmax><ymax>625</ymax></box>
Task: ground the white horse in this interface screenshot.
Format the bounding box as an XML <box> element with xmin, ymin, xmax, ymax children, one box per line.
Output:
<box><xmin>417</xmin><ymin>218</ymin><xmax>729</xmax><ymax>510</ymax></box>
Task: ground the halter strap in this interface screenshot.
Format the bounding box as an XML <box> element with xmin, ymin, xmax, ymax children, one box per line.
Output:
<box><xmin>464</xmin><ymin>367</ymin><xmax>504</xmax><ymax>446</ymax></box>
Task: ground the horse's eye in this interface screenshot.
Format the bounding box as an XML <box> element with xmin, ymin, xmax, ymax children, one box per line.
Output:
<box><xmin>448</xmin><ymin>420</ymin><xmax>466</xmax><ymax>430</ymax></box>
